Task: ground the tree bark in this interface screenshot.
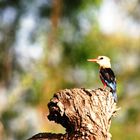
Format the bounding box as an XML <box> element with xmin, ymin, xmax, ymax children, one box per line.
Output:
<box><xmin>28</xmin><ymin>88</ymin><xmax>118</xmax><ymax>140</ymax></box>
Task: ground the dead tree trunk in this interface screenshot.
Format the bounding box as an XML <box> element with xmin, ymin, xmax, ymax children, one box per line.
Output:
<box><xmin>28</xmin><ymin>88</ymin><xmax>118</xmax><ymax>140</ymax></box>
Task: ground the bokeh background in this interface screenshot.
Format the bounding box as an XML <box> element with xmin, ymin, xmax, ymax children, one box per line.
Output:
<box><xmin>0</xmin><ymin>0</ymin><xmax>140</xmax><ymax>140</ymax></box>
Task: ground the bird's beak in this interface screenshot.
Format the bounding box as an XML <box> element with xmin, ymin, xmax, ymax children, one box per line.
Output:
<box><xmin>87</xmin><ymin>58</ymin><xmax>97</xmax><ymax>62</ymax></box>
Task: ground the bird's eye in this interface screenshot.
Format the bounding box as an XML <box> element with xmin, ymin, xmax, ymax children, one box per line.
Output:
<box><xmin>100</xmin><ymin>57</ymin><xmax>103</xmax><ymax>60</ymax></box>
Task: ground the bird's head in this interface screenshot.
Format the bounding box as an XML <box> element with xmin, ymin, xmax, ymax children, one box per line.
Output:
<box><xmin>87</xmin><ymin>56</ymin><xmax>111</xmax><ymax>68</ymax></box>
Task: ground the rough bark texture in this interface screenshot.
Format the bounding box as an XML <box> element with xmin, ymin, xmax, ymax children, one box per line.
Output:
<box><xmin>28</xmin><ymin>88</ymin><xmax>118</xmax><ymax>140</ymax></box>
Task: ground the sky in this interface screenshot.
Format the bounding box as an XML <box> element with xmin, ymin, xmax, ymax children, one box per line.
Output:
<box><xmin>13</xmin><ymin>0</ymin><xmax>140</xmax><ymax>61</ymax></box>
<box><xmin>98</xmin><ymin>0</ymin><xmax>140</xmax><ymax>37</ymax></box>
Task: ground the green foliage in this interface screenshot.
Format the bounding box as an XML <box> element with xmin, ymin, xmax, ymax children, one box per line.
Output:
<box><xmin>126</xmin><ymin>107</ymin><xmax>139</xmax><ymax>124</ymax></box>
<box><xmin>0</xmin><ymin>0</ymin><xmax>140</xmax><ymax>140</ymax></box>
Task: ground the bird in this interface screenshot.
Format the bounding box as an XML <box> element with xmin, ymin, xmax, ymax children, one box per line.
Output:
<box><xmin>87</xmin><ymin>56</ymin><xmax>117</xmax><ymax>102</ymax></box>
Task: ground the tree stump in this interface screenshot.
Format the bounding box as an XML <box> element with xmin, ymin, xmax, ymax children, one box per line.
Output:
<box><xmin>28</xmin><ymin>88</ymin><xmax>118</xmax><ymax>140</ymax></box>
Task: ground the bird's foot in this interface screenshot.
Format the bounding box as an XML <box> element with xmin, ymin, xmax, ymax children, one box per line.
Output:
<box><xmin>103</xmin><ymin>85</ymin><xmax>107</xmax><ymax>90</ymax></box>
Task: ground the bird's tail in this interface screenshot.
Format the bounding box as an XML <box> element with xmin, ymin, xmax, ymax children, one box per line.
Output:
<box><xmin>112</xmin><ymin>91</ymin><xmax>117</xmax><ymax>102</ymax></box>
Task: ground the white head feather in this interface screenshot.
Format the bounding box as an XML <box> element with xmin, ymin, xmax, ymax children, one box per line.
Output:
<box><xmin>96</xmin><ymin>56</ymin><xmax>111</xmax><ymax>68</ymax></box>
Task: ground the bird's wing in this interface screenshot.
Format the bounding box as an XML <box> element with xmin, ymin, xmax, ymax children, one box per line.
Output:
<box><xmin>100</xmin><ymin>68</ymin><xmax>116</xmax><ymax>90</ymax></box>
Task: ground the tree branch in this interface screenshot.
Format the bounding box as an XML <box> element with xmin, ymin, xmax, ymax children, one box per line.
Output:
<box><xmin>28</xmin><ymin>88</ymin><xmax>118</xmax><ymax>140</ymax></box>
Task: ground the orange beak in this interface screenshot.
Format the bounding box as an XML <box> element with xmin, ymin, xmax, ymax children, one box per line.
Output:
<box><xmin>87</xmin><ymin>58</ymin><xmax>97</xmax><ymax>62</ymax></box>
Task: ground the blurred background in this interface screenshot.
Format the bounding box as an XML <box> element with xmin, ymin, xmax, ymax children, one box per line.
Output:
<box><xmin>0</xmin><ymin>0</ymin><xmax>140</xmax><ymax>139</ymax></box>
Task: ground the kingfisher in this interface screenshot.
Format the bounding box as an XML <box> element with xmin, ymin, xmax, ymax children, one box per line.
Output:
<box><xmin>87</xmin><ymin>56</ymin><xmax>117</xmax><ymax>102</ymax></box>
